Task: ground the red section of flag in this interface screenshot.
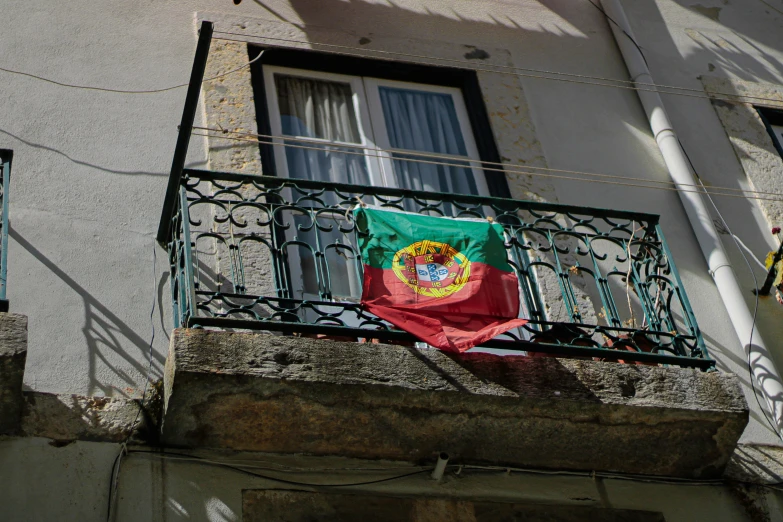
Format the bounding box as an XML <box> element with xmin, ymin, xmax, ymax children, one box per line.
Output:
<box><xmin>362</xmin><ymin>263</ymin><xmax>527</xmax><ymax>352</ymax></box>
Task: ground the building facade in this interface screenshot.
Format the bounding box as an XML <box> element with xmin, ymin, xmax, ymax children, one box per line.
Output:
<box><xmin>3</xmin><ymin>0</ymin><xmax>783</xmax><ymax>520</ymax></box>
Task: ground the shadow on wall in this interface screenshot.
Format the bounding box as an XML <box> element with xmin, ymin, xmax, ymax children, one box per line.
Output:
<box><xmin>10</xmin><ymin>228</ymin><xmax>167</xmax><ymax>398</ymax></box>
<box><xmin>243</xmin><ymin>0</ymin><xmax>597</xmax><ymax>57</ymax></box>
<box><xmin>671</xmin><ymin>0</ymin><xmax>783</xmax><ymax>85</ymax></box>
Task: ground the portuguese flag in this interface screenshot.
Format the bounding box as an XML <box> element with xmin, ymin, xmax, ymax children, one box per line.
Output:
<box><xmin>354</xmin><ymin>207</ymin><xmax>527</xmax><ymax>352</ymax></box>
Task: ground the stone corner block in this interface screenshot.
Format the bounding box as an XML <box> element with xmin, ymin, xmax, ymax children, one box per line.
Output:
<box><xmin>0</xmin><ymin>312</ymin><xmax>28</xmax><ymax>434</ymax></box>
<box><xmin>21</xmin><ymin>391</ymin><xmax>150</xmax><ymax>444</ymax></box>
<box><xmin>162</xmin><ymin>328</ymin><xmax>748</xmax><ymax>479</ymax></box>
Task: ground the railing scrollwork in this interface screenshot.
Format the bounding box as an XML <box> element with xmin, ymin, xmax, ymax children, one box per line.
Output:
<box><xmin>161</xmin><ymin>168</ymin><xmax>712</xmax><ymax>369</ymax></box>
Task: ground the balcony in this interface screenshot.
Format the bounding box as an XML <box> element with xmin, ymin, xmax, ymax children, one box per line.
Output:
<box><xmin>157</xmin><ymin>23</ymin><xmax>746</xmax><ymax>478</ymax></box>
<box><xmin>163</xmin><ymin>169</ymin><xmax>711</xmax><ymax>368</ymax></box>
<box><xmin>158</xmin><ymin>169</ymin><xmax>747</xmax><ymax>479</ymax></box>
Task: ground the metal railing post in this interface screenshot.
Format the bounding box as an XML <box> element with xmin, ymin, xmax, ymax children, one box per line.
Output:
<box><xmin>157</xmin><ymin>21</ymin><xmax>213</xmax><ymax>244</ymax></box>
<box><xmin>179</xmin><ymin>186</ymin><xmax>198</xmax><ymax>325</ymax></box>
<box><xmin>0</xmin><ymin>149</ymin><xmax>12</xmax><ymax>312</ymax></box>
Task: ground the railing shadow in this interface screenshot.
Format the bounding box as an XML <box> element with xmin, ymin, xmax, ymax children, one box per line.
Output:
<box><xmin>10</xmin><ymin>228</ymin><xmax>166</xmax><ymax>397</ymax></box>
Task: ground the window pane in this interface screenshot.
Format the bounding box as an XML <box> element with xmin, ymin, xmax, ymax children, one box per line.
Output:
<box><xmin>283</xmin><ymin>141</ymin><xmax>370</xmax><ymax>186</ymax></box>
<box><xmin>379</xmin><ymin>87</ymin><xmax>478</xmax><ymax>196</ymax></box>
<box><xmin>379</xmin><ymin>87</ymin><xmax>467</xmax><ymax>154</ymax></box>
<box><xmin>292</xmin><ymin>214</ymin><xmax>362</xmax><ymax>300</ymax></box>
<box><xmin>275</xmin><ymin>75</ymin><xmax>361</xmax><ymax>143</ymax></box>
<box><xmin>275</xmin><ymin>75</ymin><xmax>370</xmax><ymax>187</ymax></box>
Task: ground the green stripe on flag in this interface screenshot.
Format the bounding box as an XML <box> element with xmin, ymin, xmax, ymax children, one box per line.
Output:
<box><xmin>354</xmin><ymin>207</ymin><xmax>513</xmax><ymax>272</ymax></box>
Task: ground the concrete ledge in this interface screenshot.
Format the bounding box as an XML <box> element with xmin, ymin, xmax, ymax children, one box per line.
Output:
<box><xmin>162</xmin><ymin>329</ymin><xmax>748</xmax><ymax>478</ymax></box>
<box><xmin>0</xmin><ymin>313</ymin><xmax>27</xmax><ymax>434</ymax></box>
<box><xmin>20</xmin><ymin>391</ymin><xmax>149</xmax><ymax>444</ymax></box>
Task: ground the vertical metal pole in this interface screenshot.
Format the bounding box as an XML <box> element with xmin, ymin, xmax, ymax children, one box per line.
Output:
<box><xmin>179</xmin><ymin>187</ymin><xmax>198</xmax><ymax>325</ymax></box>
<box><xmin>157</xmin><ymin>21</ymin><xmax>214</xmax><ymax>244</ymax></box>
<box><xmin>0</xmin><ymin>150</ymin><xmax>12</xmax><ymax>312</ymax></box>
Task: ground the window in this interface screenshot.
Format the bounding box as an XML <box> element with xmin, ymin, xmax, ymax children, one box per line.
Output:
<box><xmin>262</xmin><ymin>65</ymin><xmax>489</xmax><ymax>198</ymax></box>
<box><xmin>758</xmin><ymin>107</ymin><xmax>783</xmax><ymax>159</ymax></box>
<box><xmin>249</xmin><ymin>48</ymin><xmax>510</xmax><ymax>197</ymax></box>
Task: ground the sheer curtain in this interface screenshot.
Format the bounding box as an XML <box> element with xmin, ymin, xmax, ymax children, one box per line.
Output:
<box><xmin>378</xmin><ymin>87</ymin><xmax>478</xmax><ymax>196</ymax></box>
<box><xmin>275</xmin><ymin>75</ymin><xmax>369</xmax><ymax>186</ymax></box>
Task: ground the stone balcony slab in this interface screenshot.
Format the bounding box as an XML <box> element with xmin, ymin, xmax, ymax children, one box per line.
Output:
<box><xmin>162</xmin><ymin>328</ymin><xmax>748</xmax><ymax>479</ymax></box>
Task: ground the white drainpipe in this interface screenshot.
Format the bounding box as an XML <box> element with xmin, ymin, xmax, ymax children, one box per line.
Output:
<box><xmin>600</xmin><ymin>0</ymin><xmax>783</xmax><ymax>435</ymax></box>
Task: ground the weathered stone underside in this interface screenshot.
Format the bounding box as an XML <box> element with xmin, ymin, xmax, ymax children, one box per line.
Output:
<box><xmin>162</xmin><ymin>329</ymin><xmax>748</xmax><ymax>479</ymax></box>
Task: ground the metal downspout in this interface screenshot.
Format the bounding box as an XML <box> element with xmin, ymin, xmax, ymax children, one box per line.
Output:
<box><xmin>600</xmin><ymin>0</ymin><xmax>783</xmax><ymax>435</ymax></box>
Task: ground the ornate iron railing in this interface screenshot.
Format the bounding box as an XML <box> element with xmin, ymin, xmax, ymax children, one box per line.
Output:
<box><xmin>161</xmin><ymin>168</ymin><xmax>712</xmax><ymax>369</ymax></box>
<box><xmin>0</xmin><ymin>150</ymin><xmax>11</xmax><ymax>312</ymax></box>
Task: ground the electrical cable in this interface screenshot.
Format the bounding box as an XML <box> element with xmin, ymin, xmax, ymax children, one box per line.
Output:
<box><xmin>211</xmin><ymin>32</ymin><xmax>783</xmax><ymax>106</ymax></box>
<box><xmin>125</xmin><ymin>449</ymin><xmax>783</xmax><ymax>491</ymax></box>
<box><xmin>125</xmin><ymin>240</ymin><xmax>157</xmax><ymax>436</ymax></box>
<box><xmin>128</xmin><ymin>449</ymin><xmax>428</xmax><ymax>473</ymax></box>
<box><xmin>0</xmin><ymin>26</ymin><xmax>778</xmax><ymax>106</ymax></box>
<box><xmin>755</xmin><ymin>0</ymin><xmax>783</xmax><ymax>16</ymax></box>
<box><xmin>192</xmin><ymin>125</ymin><xmax>783</xmax><ymax>199</ymax></box>
<box><xmin>585</xmin><ymin>0</ymin><xmax>649</xmax><ymax>67</ymax></box>
<box><xmin>126</xmin><ymin>449</ymin><xmax>430</xmax><ymax>487</ymax></box>
<box><xmin>730</xmin><ymin>234</ymin><xmax>768</xmax><ymax>272</ymax></box>
<box><xmin>456</xmin><ymin>464</ymin><xmax>726</xmax><ymax>486</ymax></box>
<box><xmin>0</xmin><ymin>49</ymin><xmax>264</xmax><ymax>95</ymax></box>
<box><xmin>192</xmin><ymin>129</ymin><xmax>783</xmax><ymax>204</ymax></box>
<box><xmin>106</xmin><ymin>241</ymin><xmax>159</xmax><ymax>522</ymax></box>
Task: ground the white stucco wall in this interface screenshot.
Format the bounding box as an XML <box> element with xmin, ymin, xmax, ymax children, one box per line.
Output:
<box><xmin>3</xmin><ymin>3</ymin><xmax>783</xmax><ymax>516</ymax></box>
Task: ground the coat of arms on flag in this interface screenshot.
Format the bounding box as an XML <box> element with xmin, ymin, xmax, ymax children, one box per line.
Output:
<box><xmin>354</xmin><ymin>207</ymin><xmax>528</xmax><ymax>352</ymax></box>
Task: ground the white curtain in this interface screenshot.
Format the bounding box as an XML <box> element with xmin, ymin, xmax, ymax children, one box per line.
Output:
<box><xmin>379</xmin><ymin>86</ymin><xmax>478</xmax><ymax>196</ymax></box>
<box><xmin>275</xmin><ymin>75</ymin><xmax>370</xmax><ymax>186</ymax></box>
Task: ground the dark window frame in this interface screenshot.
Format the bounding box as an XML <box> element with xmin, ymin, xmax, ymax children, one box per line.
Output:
<box><xmin>248</xmin><ymin>46</ymin><xmax>511</xmax><ymax>199</ymax></box>
<box><xmin>757</xmin><ymin>106</ymin><xmax>783</xmax><ymax>160</ymax></box>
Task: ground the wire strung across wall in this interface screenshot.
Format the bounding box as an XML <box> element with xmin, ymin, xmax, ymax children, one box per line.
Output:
<box><xmin>192</xmin><ymin>125</ymin><xmax>783</xmax><ymax>198</ymax></box>
<box><xmin>0</xmin><ymin>49</ymin><xmax>265</xmax><ymax>95</ymax></box>
<box><xmin>1</xmin><ymin>26</ymin><xmax>782</xmax><ymax>107</ymax></box>
<box><xmin>211</xmin><ymin>31</ymin><xmax>783</xmax><ymax>107</ymax></box>
<box><xmin>191</xmin><ymin>127</ymin><xmax>783</xmax><ymax>203</ymax></box>
<box><xmin>124</xmin><ymin>449</ymin><xmax>783</xmax><ymax>490</ymax></box>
